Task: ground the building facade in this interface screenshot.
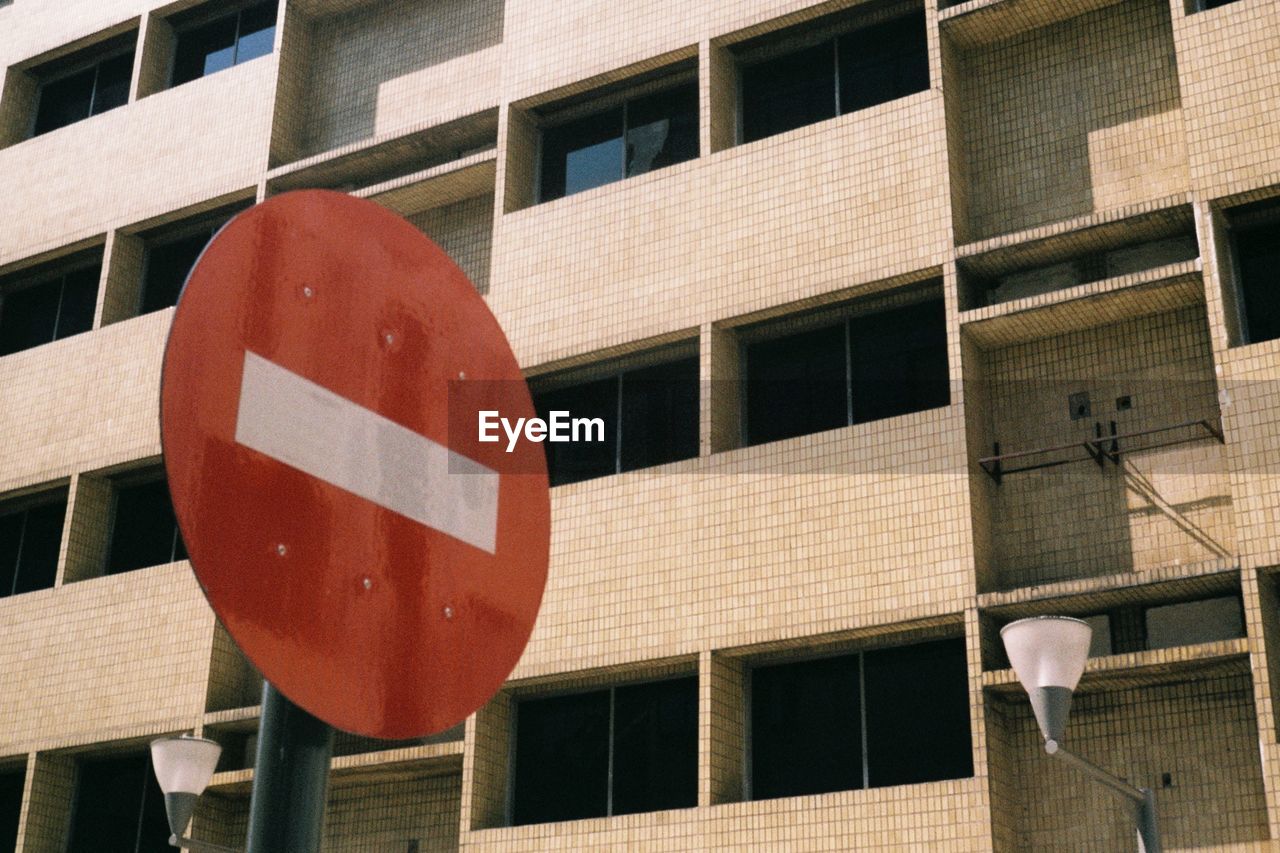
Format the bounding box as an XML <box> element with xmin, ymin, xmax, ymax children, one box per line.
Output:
<box><xmin>2</xmin><ymin>0</ymin><xmax>1280</xmax><ymax>849</ymax></box>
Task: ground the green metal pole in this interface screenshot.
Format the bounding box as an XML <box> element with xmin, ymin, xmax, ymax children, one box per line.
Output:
<box><xmin>244</xmin><ymin>682</ymin><xmax>334</xmax><ymax>853</ymax></box>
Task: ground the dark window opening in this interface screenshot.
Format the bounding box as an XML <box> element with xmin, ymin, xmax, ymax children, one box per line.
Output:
<box><xmin>539</xmin><ymin>81</ymin><xmax>698</xmax><ymax>202</ymax></box>
<box><xmin>0</xmin><ymin>768</ymin><xmax>23</xmax><ymax>853</ymax></box>
<box><xmin>744</xmin><ymin>296</ymin><xmax>949</xmax><ymax>446</ymax></box>
<box><xmin>534</xmin><ymin>376</ymin><xmax>619</xmax><ymax>487</ymax></box>
<box><xmin>751</xmin><ymin>654</ymin><xmax>861</xmax><ymax>799</ymax></box>
<box><xmin>512</xmin><ymin>676</ymin><xmax>697</xmax><ymax>825</ymax></box>
<box><xmin>1230</xmin><ymin>212</ymin><xmax>1280</xmax><ymax>346</ymax></box>
<box><xmin>140</xmin><ymin>211</ymin><xmax>240</xmax><ymax>314</ymax></box>
<box><xmin>1190</xmin><ymin>0</ymin><xmax>1241</xmax><ymax>11</ymax></box>
<box><xmin>750</xmin><ymin>638</ymin><xmax>972</xmax><ymax>801</ymax></box>
<box><xmin>739</xmin><ymin>10</ymin><xmax>928</xmax><ymax>144</ymax></box>
<box><xmin>67</xmin><ymin>753</ymin><xmax>169</xmax><ymax>853</ymax></box>
<box><xmin>105</xmin><ymin>478</ymin><xmax>187</xmax><ymax>575</ymax></box>
<box><xmin>33</xmin><ymin>49</ymin><xmax>134</xmax><ymax>137</ymax></box>
<box><xmin>0</xmin><ymin>491</ymin><xmax>67</xmax><ymax>597</ymax></box>
<box><xmin>533</xmin><ymin>354</ymin><xmax>699</xmax><ymax>486</ymax></box>
<box><xmin>171</xmin><ymin>1</ymin><xmax>278</xmax><ymax>87</ymax></box>
<box><xmin>0</xmin><ymin>262</ymin><xmax>99</xmax><ymax>356</ymax></box>
<box><xmin>862</xmin><ymin>640</ymin><xmax>973</xmax><ymax>787</ymax></box>
<box><xmin>141</xmin><ymin>231</ymin><xmax>211</xmax><ymax>314</ymax></box>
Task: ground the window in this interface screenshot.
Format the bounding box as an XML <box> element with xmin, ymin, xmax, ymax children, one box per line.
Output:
<box><xmin>1190</xmin><ymin>0</ymin><xmax>1240</xmax><ymax>11</ymax></box>
<box><xmin>1145</xmin><ymin>597</ymin><xmax>1244</xmax><ymax>650</ymax></box>
<box><xmin>0</xmin><ymin>489</ymin><xmax>66</xmax><ymax>597</ymax></box>
<box><xmin>750</xmin><ymin>638</ymin><xmax>972</xmax><ymax>800</ymax></box>
<box><xmin>171</xmin><ymin>1</ymin><xmax>279</xmax><ymax>87</ymax></box>
<box><xmin>1043</xmin><ymin>595</ymin><xmax>1245</xmax><ymax>659</ymax></box>
<box><xmin>533</xmin><ymin>354</ymin><xmax>699</xmax><ymax>486</ymax></box>
<box><xmin>511</xmin><ymin>676</ymin><xmax>697</xmax><ymax>825</ymax></box>
<box><xmin>105</xmin><ymin>477</ymin><xmax>186</xmax><ymax>575</ymax></box>
<box><xmin>0</xmin><ymin>767</ymin><xmax>22</xmax><ymax>853</ymax></box>
<box><xmin>0</xmin><ymin>261</ymin><xmax>99</xmax><ymax>356</ymax></box>
<box><xmin>66</xmin><ymin>752</ymin><xmax>169</xmax><ymax>853</ymax></box>
<box><xmin>1225</xmin><ymin>200</ymin><xmax>1280</xmax><ymax>345</ymax></box>
<box><xmin>539</xmin><ymin>81</ymin><xmax>698</xmax><ymax>202</ymax></box>
<box><xmin>744</xmin><ymin>296</ymin><xmax>948</xmax><ymax>446</ymax></box>
<box><xmin>738</xmin><ymin>10</ymin><xmax>928</xmax><ymax>144</ymax></box>
<box><xmin>139</xmin><ymin>211</ymin><xmax>241</xmax><ymax>314</ymax></box>
<box><xmin>32</xmin><ymin>44</ymin><xmax>134</xmax><ymax>137</ymax></box>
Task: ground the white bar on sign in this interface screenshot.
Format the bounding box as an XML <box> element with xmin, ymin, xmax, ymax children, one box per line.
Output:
<box><xmin>235</xmin><ymin>350</ymin><xmax>499</xmax><ymax>554</ymax></box>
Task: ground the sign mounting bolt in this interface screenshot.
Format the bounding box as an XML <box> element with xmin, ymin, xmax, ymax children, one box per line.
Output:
<box><xmin>443</xmin><ymin>606</ymin><xmax>454</xmax><ymax>620</ymax></box>
<box><xmin>302</xmin><ymin>286</ymin><xmax>313</xmax><ymax>298</ymax></box>
<box><xmin>363</xmin><ymin>577</ymin><xmax>372</xmax><ymax>590</ymax></box>
<box><xmin>276</xmin><ymin>543</ymin><xmax>287</xmax><ymax>556</ymax></box>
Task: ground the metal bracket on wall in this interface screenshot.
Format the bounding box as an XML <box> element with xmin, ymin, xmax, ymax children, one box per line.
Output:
<box><xmin>978</xmin><ymin>419</ymin><xmax>1224</xmax><ymax>485</ymax></box>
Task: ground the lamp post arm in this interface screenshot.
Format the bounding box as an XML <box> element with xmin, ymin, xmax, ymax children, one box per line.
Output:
<box><xmin>170</xmin><ymin>834</ymin><xmax>241</xmax><ymax>853</ymax></box>
<box><xmin>1044</xmin><ymin>739</ymin><xmax>1145</xmax><ymax>803</ymax></box>
<box><xmin>1044</xmin><ymin>740</ymin><xmax>1162</xmax><ymax>853</ymax></box>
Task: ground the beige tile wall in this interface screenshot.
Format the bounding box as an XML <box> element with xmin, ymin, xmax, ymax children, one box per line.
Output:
<box><xmin>0</xmin><ymin>563</ymin><xmax>211</xmax><ymax>754</ymax></box>
<box><xmin>491</xmin><ymin>93</ymin><xmax>951</xmax><ymax>367</ymax></box>
<box><xmin>1172</xmin><ymin>0</ymin><xmax>1280</xmax><ymax>201</ymax></box>
<box><xmin>947</xmin><ymin>0</ymin><xmax>1189</xmax><ymax>242</ymax></box>
<box><xmin>298</xmin><ymin>0</ymin><xmax>503</xmax><ymax>157</ymax></box>
<box><xmin>975</xmin><ymin>305</ymin><xmax>1234</xmax><ymax>589</ymax></box>
<box><xmin>990</xmin><ymin>674</ymin><xmax>1270</xmax><ymax>849</ymax></box>
<box><xmin>0</xmin><ymin>59</ymin><xmax>275</xmax><ymax>266</ymax></box>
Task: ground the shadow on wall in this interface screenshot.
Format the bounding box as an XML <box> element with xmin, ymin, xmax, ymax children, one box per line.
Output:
<box><xmin>988</xmin><ymin>673</ymin><xmax>1271</xmax><ymax>851</ymax></box>
<box><xmin>971</xmin><ymin>306</ymin><xmax>1234</xmax><ymax>591</ymax></box>
<box><xmin>303</xmin><ymin>0</ymin><xmax>503</xmax><ymax>155</ymax></box>
<box><xmin>950</xmin><ymin>0</ymin><xmax>1186</xmax><ymax>242</ymax></box>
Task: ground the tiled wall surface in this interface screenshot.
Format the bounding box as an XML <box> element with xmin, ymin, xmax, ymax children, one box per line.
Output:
<box><xmin>3</xmin><ymin>0</ymin><xmax>1280</xmax><ymax>849</ymax></box>
<box><xmin>0</xmin><ymin>59</ymin><xmax>275</xmax><ymax>265</ymax></box>
<box><xmin>946</xmin><ymin>0</ymin><xmax>1189</xmax><ymax>242</ymax></box>
<box><xmin>296</xmin><ymin>0</ymin><xmax>503</xmax><ymax>156</ymax></box>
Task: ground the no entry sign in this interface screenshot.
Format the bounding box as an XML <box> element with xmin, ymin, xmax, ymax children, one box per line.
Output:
<box><xmin>160</xmin><ymin>190</ymin><xmax>550</xmax><ymax>738</ymax></box>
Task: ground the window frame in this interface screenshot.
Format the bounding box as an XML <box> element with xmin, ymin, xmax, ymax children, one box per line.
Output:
<box><xmin>1189</xmin><ymin>0</ymin><xmax>1241</xmax><ymax>12</ymax></box>
<box><xmin>0</xmin><ymin>253</ymin><xmax>101</xmax><ymax>356</ymax></box>
<box><xmin>102</xmin><ymin>469</ymin><xmax>186</xmax><ymax>576</ymax></box>
<box><xmin>532</xmin><ymin>62</ymin><xmax>699</xmax><ymax>204</ymax></box>
<box><xmin>507</xmin><ymin>671</ymin><xmax>699</xmax><ymax>826</ymax></box>
<box><xmin>28</xmin><ymin>36</ymin><xmax>137</xmax><ymax>139</ymax></box>
<box><xmin>1067</xmin><ymin>593</ymin><xmax>1247</xmax><ymax>656</ymax></box>
<box><xmin>136</xmin><ymin>203</ymin><xmax>248</xmax><ymax>315</ymax></box>
<box><xmin>738</xmin><ymin>285</ymin><xmax>949</xmax><ymax>447</ymax></box>
<box><xmin>0</xmin><ymin>485</ymin><xmax>68</xmax><ymax>598</ymax></box>
<box><xmin>529</xmin><ymin>340</ymin><xmax>700</xmax><ymax>485</ymax></box>
<box><xmin>745</xmin><ymin>635</ymin><xmax>973</xmax><ymax>801</ymax></box>
<box><xmin>0</xmin><ymin>764</ymin><xmax>22</xmax><ymax>853</ymax></box>
<box><xmin>1222</xmin><ymin>199</ymin><xmax>1280</xmax><ymax>347</ymax></box>
<box><xmin>65</xmin><ymin>749</ymin><xmax>169</xmax><ymax>853</ymax></box>
<box><xmin>731</xmin><ymin>3</ymin><xmax>929</xmax><ymax>146</ymax></box>
<box><xmin>167</xmin><ymin>0</ymin><xmax>279</xmax><ymax>88</ymax></box>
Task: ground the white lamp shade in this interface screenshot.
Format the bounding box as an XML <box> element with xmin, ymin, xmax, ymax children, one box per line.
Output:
<box><xmin>150</xmin><ymin>736</ymin><xmax>222</xmax><ymax>795</ymax></box>
<box><xmin>1000</xmin><ymin>616</ymin><xmax>1092</xmax><ymax>692</ymax></box>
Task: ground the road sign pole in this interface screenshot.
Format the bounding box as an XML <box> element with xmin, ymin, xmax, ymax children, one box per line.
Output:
<box><xmin>245</xmin><ymin>682</ymin><xmax>334</xmax><ymax>853</ymax></box>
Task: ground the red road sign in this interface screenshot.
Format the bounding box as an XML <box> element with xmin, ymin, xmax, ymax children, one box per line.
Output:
<box><xmin>160</xmin><ymin>190</ymin><xmax>550</xmax><ymax>738</ymax></box>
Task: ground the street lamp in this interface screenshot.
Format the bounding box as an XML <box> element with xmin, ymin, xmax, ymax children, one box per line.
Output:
<box><xmin>1000</xmin><ymin>616</ymin><xmax>1162</xmax><ymax>853</ymax></box>
<box><xmin>150</xmin><ymin>735</ymin><xmax>238</xmax><ymax>853</ymax></box>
